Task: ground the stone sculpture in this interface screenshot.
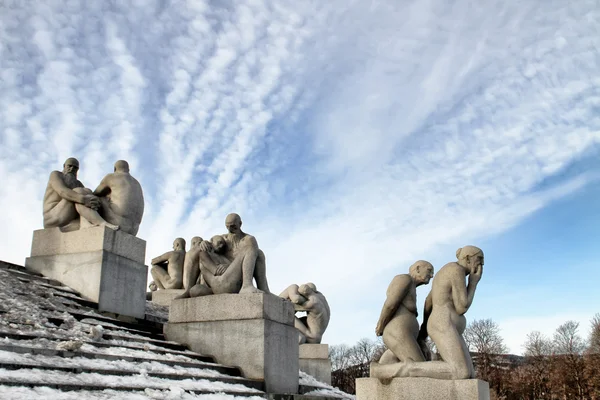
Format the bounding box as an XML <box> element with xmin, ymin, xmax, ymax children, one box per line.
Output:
<box><xmin>179</xmin><ymin>236</ymin><xmax>204</xmax><ymax>290</ymax></box>
<box><xmin>280</xmin><ymin>283</ymin><xmax>331</xmax><ymax>344</ymax></box>
<box><xmin>374</xmin><ymin>260</ymin><xmax>434</xmax><ymax>367</ymax></box>
<box><xmin>43</xmin><ymin>158</ymin><xmax>118</xmax><ymax>232</ymax></box>
<box><xmin>176</xmin><ymin>213</ymin><xmax>270</xmax><ymax>298</ymax></box>
<box><xmin>43</xmin><ymin>158</ymin><xmax>144</xmax><ymax>236</ymax></box>
<box><xmin>149</xmin><ymin>238</ymin><xmax>186</xmax><ymax>290</ymax></box>
<box><xmin>370</xmin><ymin>246</ymin><xmax>484</xmax><ymax>380</ymax></box>
<box><xmin>91</xmin><ymin>160</ymin><xmax>144</xmax><ymax>236</ymax></box>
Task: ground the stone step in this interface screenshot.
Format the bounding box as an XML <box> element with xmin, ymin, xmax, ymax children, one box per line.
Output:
<box><xmin>0</xmin><ymin>361</ymin><xmax>264</xmax><ymax>390</ymax></box>
<box><xmin>102</xmin><ymin>331</ymin><xmax>188</xmax><ymax>351</ymax></box>
<box><xmin>67</xmin><ymin>309</ymin><xmax>163</xmax><ymax>335</ymax></box>
<box><xmin>78</xmin><ymin>318</ymin><xmax>166</xmax><ymax>341</ymax></box>
<box><xmin>0</xmin><ymin>343</ymin><xmax>242</xmax><ymax>376</ymax></box>
<box><xmin>0</xmin><ymin>260</ymin><xmax>42</xmax><ymax>276</ymax></box>
<box><xmin>0</xmin><ymin>330</ymin><xmax>214</xmax><ymax>364</ymax></box>
<box><xmin>7</xmin><ymin>268</ymin><xmax>64</xmax><ymax>287</ymax></box>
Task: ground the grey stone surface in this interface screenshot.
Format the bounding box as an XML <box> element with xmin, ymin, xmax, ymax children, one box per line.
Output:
<box><xmin>356</xmin><ymin>377</ymin><xmax>490</xmax><ymax>400</ymax></box>
<box><xmin>299</xmin><ymin>344</ymin><xmax>331</xmax><ymax>385</ymax></box>
<box><xmin>168</xmin><ymin>293</ymin><xmax>294</xmax><ymax>325</ymax></box>
<box><xmin>25</xmin><ymin>226</ymin><xmax>147</xmax><ymax>318</ymax></box>
<box><xmin>164</xmin><ymin>294</ymin><xmax>299</xmax><ymax>393</ymax></box>
<box><xmin>151</xmin><ymin>289</ymin><xmax>186</xmax><ymax>306</ymax></box>
<box><xmin>280</xmin><ymin>283</ymin><xmax>330</xmax><ymax>344</ymax></box>
<box><xmin>371</xmin><ymin>246</ymin><xmax>484</xmax><ymax>380</ymax></box>
<box><xmin>29</xmin><ymin>226</ymin><xmax>146</xmax><ymax>263</ymax></box>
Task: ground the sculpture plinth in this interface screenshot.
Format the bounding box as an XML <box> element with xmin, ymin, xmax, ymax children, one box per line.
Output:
<box><xmin>299</xmin><ymin>344</ymin><xmax>331</xmax><ymax>385</ymax></box>
<box><xmin>151</xmin><ymin>289</ymin><xmax>186</xmax><ymax>306</ymax></box>
<box><xmin>164</xmin><ymin>293</ymin><xmax>299</xmax><ymax>394</ymax></box>
<box><xmin>356</xmin><ymin>377</ymin><xmax>490</xmax><ymax>400</ymax></box>
<box><xmin>25</xmin><ymin>226</ymin><xmax>147</xmax><ymax>318</ymax></box>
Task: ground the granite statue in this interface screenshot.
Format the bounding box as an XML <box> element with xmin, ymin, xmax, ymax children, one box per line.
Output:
<box><xmin>179</xmin><ymin>236</ymin><xmax>204</xmax><ymax>290</ymax></box>
<box><xmin>90</xmin><ymin>160</ymin><xmax>144</xmax><ymax>236</ymax></box>
<box><xmin>373</xmin><ymin>261</ymin><xmax>434</xmax><ymax>368</ymax></box>
<box><xmin>149</xmin><ymin>238</ymin><xmax>186</xmax><ymax>290</ymax></box>
<box><xmin>43</xmin><ymin>158</ymin><xmax>118</xmax><ymax>232</ymax></box>
<box><xmin>43</xmin><ymin>158</ymin><xmax>144</xmax><ymax>236</ymax></box>
<box><xmin>176</xmin><ymin>213</ymin><xmax>270</xmax><ymax>298</ymax></box>
<box><xmin>370</xmin><ymin>246</ymin><xmax>484</xmax><ymax>380</ymax></box>
<box><xmin>280</xmin><ymin>283</ymin><xmax>331</xmax><ymax>344</ymax></box>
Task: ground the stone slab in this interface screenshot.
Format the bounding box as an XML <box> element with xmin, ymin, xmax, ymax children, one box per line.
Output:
<box><xmin>30</xmin><ymin>227</ymin><xmax>145</xmax><ymax>263</ymax></box>
<box><xmin>164</xmin><ymin>295</ymin><xmax>299</xmax><ymax>394</ymax></box>
<box><xmin>151</xmin><ymin>289</ymin><xmax>186</xmax><ymax>306</ymax></box>
<box><xmin>168</xmin><ymin>293</ymin><xmax>294</xmax><ymax>325</ymax></box>
<box><xmin>25</xmin><ymin>250</ymin><xmax>147</xmax><ymax>319</ymax></box>
<box><xmin>356</xmin><ymin>377</ymin><xmax>490</xmax><ymax>400</ymax></box>
<box><xmin>299</xmin><ymin>344</ymin><xmax>329</xmax><ymax>359</ymax></box>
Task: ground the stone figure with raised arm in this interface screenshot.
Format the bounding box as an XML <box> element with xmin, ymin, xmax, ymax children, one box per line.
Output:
<box><xmin>372</xmin><ymin>260</ymin><xmax>434</xmax><ymax>371</ymax></box>
<box><xmin>370</xmin><ymin>246</ymin><xmax>484</xmax><ymax>380</ymax></box>
<box><xmin>43</xmin><ymin>157</ymin><xmax>119</xmax><ymax>232</ymax></box>
<box><xmin>177</xmin><ymin>213</ymin><xmax>270</xmax><ymax>298</ymax></box>
<box><xmin>280</xmin><ymin>283</ymin><xmax>331</xmax><ymax>344</ymax></box>
<box><xmin>149</xmin><ymin>238</ymin><xmax>186</xmax><ymax>290</ymax></box>
<box><xmin>91</xmin><ymin>160</ymin><xmax>144</xmax><ymax>236</ymax></box>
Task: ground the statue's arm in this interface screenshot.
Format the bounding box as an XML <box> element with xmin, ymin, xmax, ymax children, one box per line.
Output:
<box><xmin>48</xmin><ymin>172</ymin><xmax>86</xmax><ymax>204</ymax></box>
<box><xmin>418</xmin><ymin>292</ymin><xmax>433</xmax><ymax>341</ymax></box>
<box><xmin>451</xmin><ymin>268</ymin><xmax>477</xmax><ymax>315</ymax></box>
<box><xmin>151</xmin><ymin>251</ymin><xmax>171</xmax><ymax>265</ymax></box>
<box><xmin>294</xmin><ymin>296</ymin><xmax>315</xmax><ymax>312</ymax></box>
<box><xmin>93</xmin><ymin>176</ymin><xmax>111</xmax><ymax>197</ymax></box>
<box><xmin>375</xmin><ymin>275</ymin><xmax>411</xmax><ymax>336</ymax></box>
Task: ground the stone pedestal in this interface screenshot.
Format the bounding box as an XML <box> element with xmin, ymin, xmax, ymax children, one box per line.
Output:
<box><xmin>151</xmin><ymin>289</ymin><xmax>186</xmax><ymax>306</ymax></box>
<box><xmin>25</xmin><ymin>227</ymin><xmax>148</xmax><ymax>319</ymax></box>
<box><xmin>299</xmin><ymin>344</ymin><xmax>331</xmax><ymax>385</ymax></box>
<box><xmin>164</xmin><ymin>293</ymin><xmax>299</xmax><ymax>394</ymax></box>
<box><xmin>356</xmin><ymin>377</ymin><xmax>490</xmax><ymax>400</ymax></box>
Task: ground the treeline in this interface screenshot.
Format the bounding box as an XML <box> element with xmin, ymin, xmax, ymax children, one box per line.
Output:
<box><xmin>329</xmin><ymin>314</ymin><xmax>600</xmax><ymax>399</ymax></box>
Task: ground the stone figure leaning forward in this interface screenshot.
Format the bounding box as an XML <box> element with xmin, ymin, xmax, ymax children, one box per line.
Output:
<box><xmin>280</xmin><ymin>282</ymin><xmax>331</xmax><ymax>344</ymax></box>
<box><xmin>43</xmin><ymin>158</ymin><xmax>144</xmax><ymax>236</ymax></box>
<box><xmin>176</xmin><ymin>213</ymin><xmax>270</xmax><ymax>298</ymax></box>
<box><xmin>370</xmin><ymin>246</ymin><xmax>484</xmax><ymax>381</ymax></box>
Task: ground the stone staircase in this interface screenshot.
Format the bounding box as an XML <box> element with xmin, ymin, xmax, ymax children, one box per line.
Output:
<box><xmin>0</xmin><ymin>261</ymin><xmax>352</xmax><ymax>400</ymax></box>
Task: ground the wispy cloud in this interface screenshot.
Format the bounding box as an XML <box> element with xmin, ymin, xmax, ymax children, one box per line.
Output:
<box><xmin>1</xmin><ymin>0</ymin><xmax>599</xmax><ymax>347</ymax></box>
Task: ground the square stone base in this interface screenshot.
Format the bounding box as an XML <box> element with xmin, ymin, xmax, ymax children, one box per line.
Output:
<box><xmin>356</xmin><ymin>377</ymin><xmax>490</xmax><ymax>400</ymax></box>
<box><xmin>164</xmin><ymin>293</ymin><xmax>299</xmax><ymax>394</ymax></box>
<box><xmin>151</xmin><ymin>289</ymin><xmax>186</xmax><ymax>306</ymax></box>
<box><xmin>25</xmin><ymin>227</ymin><xmax>147</xmax><ymax>318</ymax></box>
<box><xmin>299</xmin><ymin>344</ymin><xmax>331</xmax><ymax>385</ymax></box>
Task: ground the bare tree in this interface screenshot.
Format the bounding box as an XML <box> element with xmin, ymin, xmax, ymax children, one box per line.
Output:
<box><xmin>588</xmin><ymin>313</ymin><xmax>600</xmax><ymax>354</ymax></box>
<box><xmin>552</xmin><ymin>321</ymin><xmax>588</xmax><ymax>400</ymax></box>
<box><xmin>521</xmin><ymin>331</ymin><xmax>553</xmax><ymax>399</ymax></box>
<box><xmin>464</xmin><ymin>319</ymin><xmax>507</xmax><ymax>380</ymax></box>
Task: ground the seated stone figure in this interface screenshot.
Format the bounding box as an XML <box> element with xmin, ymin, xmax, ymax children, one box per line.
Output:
<box><xmin>43</xmin><ymin>158</ymin><xmax>118</xmax><ymax>232</ymax></box>
<box><xmin>179</xmin><ymin>236</ymin><xmax>204</xmax><ymax>290</ymax></box>
<box><xmin>372</xmin><ymin>260</ymin><xmax>434</xmax><ymax>372</ymax></box>
<box><xmin>176</xmin><ymin>213</ymin><xmax>270</xmax><ymax>298</ymax></box>
<box><xmin>371</xmin><ymin>246</ymin><xmax>484</xmax><ymax>381</ymax></box>
<box><xmin>90</xmin><ymin>160</ymin><xmax>144</xmax><ymax>236</ymax></box>
<box><xmin>280</xmin><ymin>283</ymin><xmax>331</xmax><ymax>344</ymax></box>
<box><xmin>149</xmin><ymin>238</ymin><xmax>186</xmax><ymax>290</ymax></box>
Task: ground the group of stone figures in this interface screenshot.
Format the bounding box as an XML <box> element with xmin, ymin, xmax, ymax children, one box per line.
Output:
<box><xmin>148</xmin><ymin>213</ymin><xmax>331</xmax><ymax>345</ymax></box>
<box><xmin>371</xmin><ymin>246</ymin><xmax>484</xmax><ymax>381</ymax></box>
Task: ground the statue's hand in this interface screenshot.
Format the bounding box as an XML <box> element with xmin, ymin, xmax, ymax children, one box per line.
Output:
<box><xmin>83</xmin><ymin>194</ymin><xmax>100</xmax><ymax>210</ymax></box>
<box><xmin>375</xmin><ymin>322</ymin><xmax>384</xmax><ymax>337</ymax></box>
<box><xmin>199</xmin><ymin>240</ymin><xmax>213</xmax><ymax>252</ymax></box>
<box><xmin>470</xmin><ymin>264</ymin><xmax>483</xmax><ymax>284</ymax></box>
<box><xmin>215</xmin><ymin>264</ymin><xmax>228</xmax><ymax>276</ymax></box>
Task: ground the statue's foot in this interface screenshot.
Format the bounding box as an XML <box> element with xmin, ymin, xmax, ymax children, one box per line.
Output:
<box><xmin>148</xmin><ymin>281</ymin><xmax>158</xmax><ymax>292</ymax></box>
<box><xmin>239</xmin><ymin>285</ymin><xmax>263</xmax><ymax>294</ymax></box>
<box><xmin>174</xmin><ymin>291</ymin><xmax>190</xmax><ymax>300</ymax></box>
<box><xmin>370</xmin><ymin>360</ymin><xmax>412</xmax><ymax>380</ymax></box>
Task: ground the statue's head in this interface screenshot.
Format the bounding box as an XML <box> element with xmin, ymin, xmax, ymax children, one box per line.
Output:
<box><xmin>173</xmin><ymin>237</ymin><xmax>186</xmax><ymax>251</ymax></box>
<box><xmin>408</xmin><ymin>260</ymin><xmax>434</xmax><ymax>285</ymax></box>
<box><xmin>211</xmin><ymin>235</ymin><xmax>227</xmax><ymax>253</ymax></box>
<box><xmin>456</xmin><ymin>245</ymin><xmax>484</xmax><ymax>274</ymax></box>
<box><xmin>114</xmin><ymin>160</ymin><xmax>130</xmax><ymax>173</ymax></box>
<box><xmin>225</xmin><ymin>213</ymin><xmax>242</xmax><ymax>234</ymax></box>
<box><xmin>298</xmin><ymin>283</ymin><xmax>316</xmax><ymax>296</ymax></box>
<box><xmin>63</xmin><ymin>157</ymin><xmax>80</xmax><ymax>176</ymax></box>
<box><xmin>191</xmin><ymin>236</ymin><xmax>203</xmax><ymax>248</ymax></box>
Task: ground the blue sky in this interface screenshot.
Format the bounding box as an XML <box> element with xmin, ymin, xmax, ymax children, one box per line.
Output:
<box><xmin>1</xmin><ymin>0</ymin><xmax>599</xmax><ymax>354</ymax></box>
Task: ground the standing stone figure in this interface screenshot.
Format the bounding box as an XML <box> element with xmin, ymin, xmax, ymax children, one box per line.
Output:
<box><xmin>280</xmin><ymin>283</ymin><xmax>331</xmax><ymax>344</ymax></box>
<box><xmin>91</xmin><ymin>160</ymin><xmax>144</xmax><ymax>236</ymax></box>
<box><xmin>373</xmin><ymin>260</ymin><xmax>434</xmax><ymax>370</ymax></box>
<box><xmin>176</xmin><ymin>213</ymin><xmax>270</xmax><ymax>298</ymax></box>
<box><xmin>149</xmin><ymin>238</ymin><xmax>186</xmax><ymax>290</ymax></box>
<box><xmin>371</xmin><ymin>246</ymin><xmax>484</xmax><ymax>380</ymax></box>
<box><xmin>43</xmin><ymin>158</ymin><xmax>118</xmax><ymax>232</ymax></box>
